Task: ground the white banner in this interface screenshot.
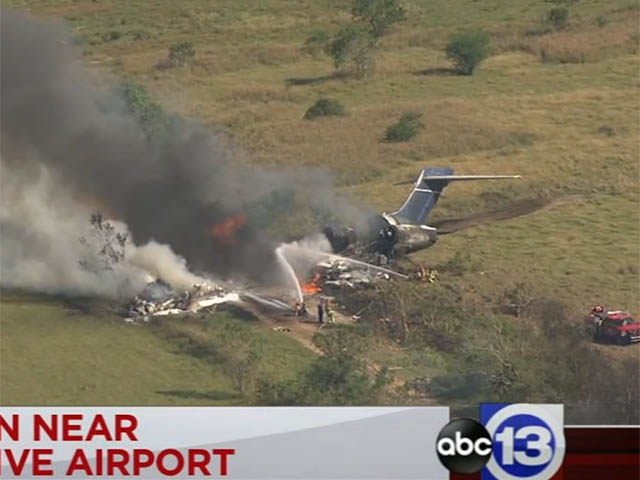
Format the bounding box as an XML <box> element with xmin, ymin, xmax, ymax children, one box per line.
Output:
<box><xmin>0</xmin><ymin>407</ymin><xmax>449</xmax><ymax>479</ymax></box>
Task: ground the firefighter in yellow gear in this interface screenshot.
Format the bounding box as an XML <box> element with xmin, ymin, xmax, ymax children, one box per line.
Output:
<box><xmin>325</xmin><ymin>300</ymin><xmax>336</xmax><ymax>323</ymax></box>
<box><xmin>427</xmin><ymin>268</ymin><xmax>439</xmax><ymax>283</ymax></box>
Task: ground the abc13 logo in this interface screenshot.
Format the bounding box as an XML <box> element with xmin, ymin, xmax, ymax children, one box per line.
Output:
<box><xmin>437</xmin><ymin>404</ymin><xmax>565</xmax><ymax>480</ymax></box>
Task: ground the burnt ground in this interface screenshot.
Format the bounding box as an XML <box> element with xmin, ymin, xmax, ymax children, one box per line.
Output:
<box><xmin>431</xmin><ymin>197</ymin><xmax>551</xmax><ymax>234</ymax></box>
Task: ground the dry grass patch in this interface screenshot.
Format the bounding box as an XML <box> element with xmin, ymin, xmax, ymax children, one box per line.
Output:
<box><xmin>498</xmin><ymin>15</ymin><xmax>639</xmax><ymax>63</ymax></box>
<box><xmin>224</xmin><ymin>86</ymin><xmax>302</xmax><ymax>104</ymax></box>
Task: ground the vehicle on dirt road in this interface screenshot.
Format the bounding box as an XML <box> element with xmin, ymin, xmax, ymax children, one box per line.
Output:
<box><xmin>590</xmin><ymin>311</ymin><xmax>640</xmax><ymax>345</ymax></box>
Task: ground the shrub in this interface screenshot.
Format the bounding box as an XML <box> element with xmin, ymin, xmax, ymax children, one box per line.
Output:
<box><xmin>436</xmin><ymin>251</ymin><xmax>481</xmax><ymax>275</ymax></box>
<box><xmin>131</xmin><ymin>29</ymin><xmax>151</xmax><ymax>41</ymax></box>
<box><xmin>597</xmin><ymin>125</ymin><xmax>615</xmax><ymax>137</ymax></box>
<box><xmin>548</xmin><ymin>7</ymin><xmax>569</xmax><ymax>29</ymax></box>
<box><xmin>215</xmin><ymin>321</ymin><xmax>264</xmax><ymax>394</ymax></box>
<box><xmin>594</xmin><ymin>15</ymin><xmax>608</xmax><ymax>28</ymax></box>
<box><xmin>383</xmin><ymin>112</ymin><xmax>423</xmax><ymax>142</ymax></box>
<box><xmin>303</xmin><ymin>98</ymin><xmax>346</xmax><ymax>120</ymax></box>
<box><xmin>168</xmin><ymin>41</ymin><xmax>196</xmax><ymax>67</ymax></box>
<box><xmin>302</xmin><ymin>30</ymin><xmax>330</xmax><ymax>59</ymax></box>
<box><xmin>102</xmin><ymin>30</ymin><xmax>121</xmax><ymax>42</ymax></box>
<box><xmin>446</xmin><ymin>30</ymin><xmax>491</xmax><ymax>75</ymax></box>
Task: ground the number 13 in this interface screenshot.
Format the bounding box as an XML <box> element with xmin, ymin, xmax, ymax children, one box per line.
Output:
<box><xmin>495</xmin><ymin>426</ymin><xmax>552</xmax><ymax>466</ymax></box>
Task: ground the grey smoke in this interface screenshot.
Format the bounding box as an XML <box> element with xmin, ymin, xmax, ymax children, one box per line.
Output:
<box><xmin>0</xmin><ymin>158</ymin><xmax>210</xmax><ymax>298</ymax></box>
<box><xmin>0</xmin><ymin>9</ymin><xmax>371</xmax><ymax>296</ymax></box>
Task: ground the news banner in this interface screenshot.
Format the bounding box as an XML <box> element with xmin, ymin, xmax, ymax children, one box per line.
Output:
<box><xmin>0</xmin><ymin>405</ymin><xmax>638</xmax><ymax>480</ymax></box>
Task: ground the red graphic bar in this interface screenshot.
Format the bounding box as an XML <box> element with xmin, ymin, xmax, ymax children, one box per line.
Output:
<box><xmin>450</xmin><ymin>426</ymin><xmax>640</xmax><ymax>480</ymax></box>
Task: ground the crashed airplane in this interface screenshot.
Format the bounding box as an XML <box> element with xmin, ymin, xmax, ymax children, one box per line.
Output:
<box><xmin>123</xmin><ymin>167</ymin><xmax>522</xmax><ymax>320</ymax></box>
<box><xmin>126</xmin><ymin>281</ymin><xmax>240</xmax><ymax>321</ymax></box>
<box><xmin>322</xmin><ymin>167</ymin><xmax>521</xmax><ymax>263</ymax></box>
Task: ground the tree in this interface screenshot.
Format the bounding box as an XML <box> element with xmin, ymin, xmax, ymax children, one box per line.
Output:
<box><xmin>351</xmin><ymin>0</ymin><xmax>406</xmax><ymax>38</ymax></box>
<box><xmin>119</xmin><ymin>79</ymin><xmax>171</xmax><ymax>138</ymax></box>
<box><xmin>445</xmin><ymin>30</ymin><xmax>491</xmax><ymax>75</ymax></box>
<box><xmin>319</xmin><ymin>0</ymin><xmax>407</xmax><ymax>78</ymax></box>
<box><xmin>326</xmin><ymin>24</ymin><xmax>376</xmax><ymax>78</ymax></box>
<box><xmin>78</xmin><ymin>213</ymin><xmax>128</xmax><ymax>274</ymax></box>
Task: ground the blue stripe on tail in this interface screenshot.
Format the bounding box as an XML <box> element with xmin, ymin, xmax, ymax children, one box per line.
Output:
<box><xmin>392</xmin><ymin>167</ymin><xmax>454</xmax><ymax>224</ymax></box>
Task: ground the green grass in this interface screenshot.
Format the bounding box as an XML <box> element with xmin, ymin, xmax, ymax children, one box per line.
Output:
<box><xmin>0</xmin><ymin>293</ymin><xmax>312</xmax><ymax>405</ymax></box>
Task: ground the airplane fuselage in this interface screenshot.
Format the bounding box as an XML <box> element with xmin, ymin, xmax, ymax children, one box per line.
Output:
<box><xmin>322</xmin><ymin>167</ymin><xmax>520</xmax><ymax>260</ymax></box>
<box><xmin>323</xmin><ymin>213</ymin><xmax>438</xmax><ymax>258</ymax></box>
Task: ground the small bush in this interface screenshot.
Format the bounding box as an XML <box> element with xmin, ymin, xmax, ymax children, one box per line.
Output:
<box><xmin>594</xmin><ymin>16</ymin><xmax>608</xmax><ymax>28</ymax></box>
<box><xmin>168</xmin><ymin>41</ymin><xmax>196</xmax><ymax>67</ymax></box>
<box><xmin>548</xmin><ymin>7</ymin><xmax>569</xmax><ymax>29</ymax></box>
<box><xmin>597</xmin><ymin>125</ymin><xmax>615</xmax><ymax>137</ymax></box>
<box><xmin>302</xmin><ymin>30</ymin><xmax>330</xmax><ymax>59</ymax></box>
<box><xmin>303</xmin><ymin>98</ymin><xmax>346</xmax><ymax>120</ymax></box>
<box><xmin>102</xmin><ymin>30</ymin><xmax>121</xmax><ymax>42</ymax></box>
<box><xmin>436</xmin><ymin>251</ymin><xmax>481</xmax><ymax>276</ymax></box>
<box><xmin>131</xmin><ymin>29</ymin><xmax>151</xmax><ymax>41</ymax></box>
<box><xmin>383</xmin><ymin>112</ymin><xmax>423</xmax><ymax>142</ymax></box>
<box><xmin>445</xmin><ymin>30</ymin><xmax>491</xmax><ymax>75</ymax></box>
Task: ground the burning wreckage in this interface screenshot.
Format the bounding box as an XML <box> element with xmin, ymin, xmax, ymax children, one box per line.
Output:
<box><xmin>126</xmin><ymin>281</ymin><xmax>240</xmax><ymax>321</ymax></box>
<box><xmin>303</xmin><ymin>259</ymin><xmax>397</xmax><ymax>293</ymax></box>
<box><xmin>124</xmin><ymin>256</ymin><xmax>406</xmax><ymax>323</ymax></box>
<box><xmin>117</xmin><ymin>166</ymin><xmax>520</xmax><ymax>321</ymax></box>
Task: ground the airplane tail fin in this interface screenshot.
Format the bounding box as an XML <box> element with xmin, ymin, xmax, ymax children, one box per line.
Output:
<box><xmin>391</xmin><ymin>167</ymin><xmax>521</xmax><ymax>224</ymax></box>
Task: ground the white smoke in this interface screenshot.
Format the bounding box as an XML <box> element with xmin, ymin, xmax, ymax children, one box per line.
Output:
<box><xmin>0</xmin><ymin>158</ymin><xmax>209</xmax><ymax>299</ymax></box>
<box><xmin>128</xmin><ymin>242</ymin><xmax>207</xmax><ymax>292</ymax></box>
<box><xmin>274</xmin><ymin>234</ymin><xmax>332</xmax><ymax>300</ymax></box>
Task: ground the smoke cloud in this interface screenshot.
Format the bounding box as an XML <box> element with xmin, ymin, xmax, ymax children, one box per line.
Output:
<box><xmin>0</xmin><ymin>10</ymin><xmax>369</xmax><ymax>298</ymax></box>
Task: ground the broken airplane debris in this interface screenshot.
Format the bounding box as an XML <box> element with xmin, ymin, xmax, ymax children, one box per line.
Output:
<box><xmin>126</xmin><ymin>281</ymin><xmax>239</xmax><ymax>321</ymax></box>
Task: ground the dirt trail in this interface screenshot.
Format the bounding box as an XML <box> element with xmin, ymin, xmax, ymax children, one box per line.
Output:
<box><xmin>240</xmin><ymin>299</ymin><xmax>409</xmax><ymax>390</ymax></box>
<box><xmin>239</xmin><ymin>301</ymin><xmax>322</xmax><ymax>352</ymax></box>
<box><xmin>432</xmin><ymin>198</ymin><xmax>551</xmax><ymax>234</ymax></box>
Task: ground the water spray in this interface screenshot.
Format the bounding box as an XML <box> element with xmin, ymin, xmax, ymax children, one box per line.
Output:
<box><xmin>275</xmin><ymin>244</ymin><xmax>304</xmax><ymax>303</ymax></box>
<box><xmin>282</xmin><ymin>244</ymin><xmax>409</xmax><ymax>279</ymax></box>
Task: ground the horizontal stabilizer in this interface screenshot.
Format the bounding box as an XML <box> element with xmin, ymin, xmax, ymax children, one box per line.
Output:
<box><xmin>392</xmin><ymin>168</ymin><xmax>521</xmax><ymax>225</ymax></box>
<box><xmin>422</xmin><ymin>175</ymin><xmax>521</xmax><ymax>182</ymax></box>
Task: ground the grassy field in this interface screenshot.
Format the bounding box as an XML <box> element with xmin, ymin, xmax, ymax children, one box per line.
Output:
<box><xmin>0</xmin><ymin>292</ymin><xmax>312</xmax><ymax>405</ymax></box>
<box><xmin>1</xmin><ymin>0</ymin><xmax>638</xmax><ymax>408</ymax></box>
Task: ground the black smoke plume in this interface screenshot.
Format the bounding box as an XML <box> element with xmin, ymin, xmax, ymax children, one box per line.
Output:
<box><xmin>1</xmin><ymin>9</ymin><xmax>367</xmax><ymax>290</ymax></box>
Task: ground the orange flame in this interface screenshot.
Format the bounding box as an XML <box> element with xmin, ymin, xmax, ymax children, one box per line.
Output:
<box><xmin>210</xmin><ymin>214</ymin><xmax>247</xmax><ymax>245</ymax></box>
<box><xmin>302</xmin><ymin>272</ymin><xmax>322</xmax><ymax>294</ymax></box>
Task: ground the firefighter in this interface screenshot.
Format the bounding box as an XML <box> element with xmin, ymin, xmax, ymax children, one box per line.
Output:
<box><xmin>591</xmin><ymin>304</ymin><xmax>607</xmax><ymax>321</ymax></box>
<box><xmin>591</xmin><ymin>304</ymin><xmax>607</xmax><ymax>337</ymax></box>
<box><xmin>317</xmin><ymin>302</ymin><xmax>325</xmax><ymax>324</ymax></box>
<box><xmin>414</xmin><ymin>265</ymin><xmax>427</xmax><ymax>281</ymax></box>
<box><xmin>294</xmin><ymin>301</ymin><xmax>302</xmax><ymax>316</ymax></box>
<box><xmin>326</xmin><ymin>301</ymin><xmax>336</xmax><ymax>324</ymax></box>
<box><xmin>427</xmin><ymin>268</ymin><xmax>439</xmax><ymax>283</ymax></box>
